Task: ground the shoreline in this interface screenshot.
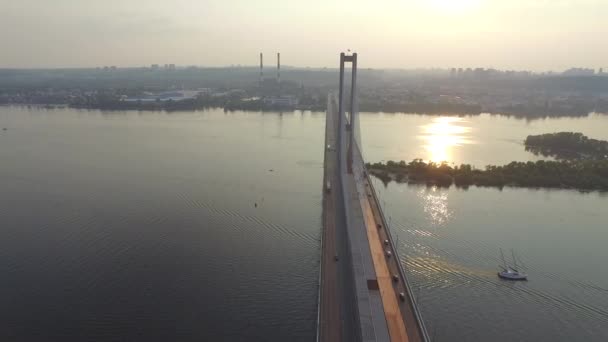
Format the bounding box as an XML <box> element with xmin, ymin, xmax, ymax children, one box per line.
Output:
<box><xmin>1</xmin><ymin>103</ymin><xmax>606</xmax><ymax>119</ymax></box>
<box><xmin>367</xmin><ymin>159</ymin><xmax>608</xmax><ymax>192</ymax></box>
<box><xmin>368</xmin><ymin>169</ymin><xmax>607</xmax><ymax>193</ymax></box>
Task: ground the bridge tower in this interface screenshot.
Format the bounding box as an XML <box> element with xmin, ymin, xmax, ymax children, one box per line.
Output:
<box><xmin>338</xmin><ymin>52</ymin><xmax>358</xmax><ymax>174</ymax></box>
<box><xmin>259</xmin><ymin>53</ymin><xmax>264</xmax><ymax>84</ymax></box>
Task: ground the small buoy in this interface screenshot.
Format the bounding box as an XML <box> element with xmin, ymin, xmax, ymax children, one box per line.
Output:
<box><xmin>254</xmin><ymin>203</ymin><xmax>257</xmax><ymax>208</ymax></box>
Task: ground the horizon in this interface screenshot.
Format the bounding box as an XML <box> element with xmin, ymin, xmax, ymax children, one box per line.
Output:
<box><xmin>2</xmin><ymin>0</ymin><xmax>607</xmax><ymax>71</ymax></box>
<box><xmin>0</xmin><ymin>64</ymin><xmax>604</xmax><ymax>74</ymax></box>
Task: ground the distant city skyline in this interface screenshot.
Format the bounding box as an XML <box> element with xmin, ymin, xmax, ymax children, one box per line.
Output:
<box><xmin>83</xmin><ymin>64</ymin><xmax>607</xmax><ymax>76</ymax></box>
<box><xmin>1</xmin><ymin>0</ymin><xmax>607</xmax><ymax>71</ymax></box>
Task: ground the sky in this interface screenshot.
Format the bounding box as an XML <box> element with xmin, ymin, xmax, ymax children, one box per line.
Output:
<box><xmin>1</xmin><ymin>0</ymin><xmax>606</xmax><ymax>71</ymax></box>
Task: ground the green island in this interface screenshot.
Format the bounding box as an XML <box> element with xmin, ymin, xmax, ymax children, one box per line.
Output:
<box><xmin>366</xmin><ymin>159</ymin><xmax>608</xmax><ymax>191</ymax></box>
<box><xmin>525</xmin><ymin>132</ymin><xmax>608</xmax><ymax>160</ymax></box>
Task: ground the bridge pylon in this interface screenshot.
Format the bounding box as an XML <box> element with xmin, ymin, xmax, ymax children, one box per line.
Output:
<box><xmin>338</xmin><ymin>52</ymin><xmax>358</xmax><ymax>174</ymax></box>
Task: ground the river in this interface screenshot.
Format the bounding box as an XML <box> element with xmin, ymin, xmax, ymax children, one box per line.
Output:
<box><xmin>0</xmin><ymin>106</ymin><xmax>606</xmax><ymax>341</ymax></box>
<box><xmin>360</xmin><ymin>112</ymin><xmax>608</xmax><ymax>342</ymax></box>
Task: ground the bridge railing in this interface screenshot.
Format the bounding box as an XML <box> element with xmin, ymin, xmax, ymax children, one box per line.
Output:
<box><xmin>358</xmin><ymin>142</ymin><xmax>432</xmax><ymax>342</ymax></box>
<box><xmin>315</xmin><ymin>95</ymin><xmax>332</xmax><ymax>342</ymax></box>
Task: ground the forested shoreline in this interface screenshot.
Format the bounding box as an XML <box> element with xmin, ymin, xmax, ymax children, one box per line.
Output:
<box><xmin>366</xmin><ymin>159</ymin><xmax>608</xmax><ymax>191</ymax></box>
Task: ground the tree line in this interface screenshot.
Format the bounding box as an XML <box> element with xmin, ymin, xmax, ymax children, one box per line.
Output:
<box><xmin>525</xmin><ymin>132</ymin><xmax>608</xmax><ymax>159</ymax></box>
<box><xmin>366</xmin><ymin>159</ymin><xmax>608</xmax><ymax>191</ymax></box>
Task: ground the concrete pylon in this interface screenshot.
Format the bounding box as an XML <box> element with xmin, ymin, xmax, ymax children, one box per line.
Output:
<box><xmin>277</xmin><ymin>52</ymin><xmax>281</xmax><ymax>84</ymax></box>
<box><xmin>338</xmin><ymin>53</ymin><xmax>345</xmax><ymax>175</ymax></box>
<box><xmin>338</xmin><ymin>52</ymin><xmax>358</xmax><ymax>174</ymax></box>
<box><xmin>259</xmin><ymin>53</ymin><xmax>264</xmax><ymax>84</ymax></box>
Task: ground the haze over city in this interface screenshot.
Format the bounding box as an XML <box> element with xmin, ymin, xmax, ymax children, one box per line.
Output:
<box><xmin>2</xmin><ymin>0</ymin><xmax>607</xmax><ymax>70</ymax></box>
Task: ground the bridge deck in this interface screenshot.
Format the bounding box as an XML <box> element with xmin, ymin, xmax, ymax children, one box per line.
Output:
<box><xmin>361</xmin><ymin>174</ymin><xmax>427</xmax><ymax>342</ymax></box>
<box><xmin>357</xmin><ymin>179</ymin><xmax>410</xmax><ymax>342</ymax></box>
<box><xmin>352</xmin><ymin>145</ymin><xmax>427</xmax><ymax>342</ymax></box>
<box><xmin>318</xmin><ymin>95</ymin><xmax>341</xmax><ymax>342</ymax></box>
<box><xmin>319</xmin><ymin>93</ymin><xmax>427</xmax><ymax>342</ymax></box>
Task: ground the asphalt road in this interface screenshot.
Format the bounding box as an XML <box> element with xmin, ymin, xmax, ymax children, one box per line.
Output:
<box><xmin>319</xmin><ymin>94</ymin><xmax>359</xmax><ymax>342</ymax></box>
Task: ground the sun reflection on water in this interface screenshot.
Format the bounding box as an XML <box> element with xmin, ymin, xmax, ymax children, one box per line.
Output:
<box><xmin>420</xmin><ymin>117</ymin><xmax>472</xmax><ymax>163</ymax></box>
<box><xmin>418</xmin><ymin>186</ymin><xmax>453</xmax><ymax>226</ymax></box>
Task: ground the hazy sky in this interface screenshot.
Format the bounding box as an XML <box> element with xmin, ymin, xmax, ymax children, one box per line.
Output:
<box><xmin>1</xmin><ymin>0</ymin><xmax>606</xmax><ymax>70</ymax></box>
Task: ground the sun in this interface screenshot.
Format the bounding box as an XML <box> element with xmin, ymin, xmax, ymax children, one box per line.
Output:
<box><xmin>428</xmin><ymin>0</ymin><xmax>481</xmax><ymax>13</ymax></box>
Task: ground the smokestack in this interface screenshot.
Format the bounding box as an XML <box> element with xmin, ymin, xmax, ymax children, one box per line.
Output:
<box><xmin>277</xmin><ymin>53</ymin><xmax>281</xmax><ymax>84</ymax></box>
<box><xmin>259</xmin><ymin>53</ymin><xmax>264</xmax><ymax>83</ymax></box>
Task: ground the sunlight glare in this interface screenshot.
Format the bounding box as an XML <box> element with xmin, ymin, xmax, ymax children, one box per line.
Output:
<box><xmin>420</xmin><ymin>117</ymin><xmax>471</xmax><ymax>163</ymax></box>
<box><xmin>418</xmin><ymin>186</ymin><xmax>453</xmax><ymax>226</ymax></box>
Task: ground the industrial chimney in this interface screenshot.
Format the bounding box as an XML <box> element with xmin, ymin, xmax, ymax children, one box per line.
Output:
<box><xmin>277</xmin><ymin>53</ymin><xmax>281</xmax><ymax>84</ymax></box>
<box><xmin>259</xmin><ymin>53</ymin><xmax>264</xmax><ymax>83</ymax></box>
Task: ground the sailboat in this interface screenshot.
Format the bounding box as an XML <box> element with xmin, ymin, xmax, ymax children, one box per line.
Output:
<box><xmin>498</xmin><ymin>248</ymin><xmax>527</xmax><ymax>281</ymax></box>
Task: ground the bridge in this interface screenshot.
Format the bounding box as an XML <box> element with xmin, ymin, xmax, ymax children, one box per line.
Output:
<box><xmin>317</xmin><ymin>53</ymin><xmax>430</xmax><ymax>342</ymax></box>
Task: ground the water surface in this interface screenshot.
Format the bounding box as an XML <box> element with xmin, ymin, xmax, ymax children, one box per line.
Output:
<box><xmin>2</xmin><ymin>107</ymin><xmax>607</xmax><ymax>341</ymax></box>
<box><xmin>361</xmin><ymin>112</ymin><xmax>608</xmax><ymax>341</ymax></box>
<box><xmin>0</xmin><ymin>107</ymin><xmax>323</xmax><ymax>341</ymax></box>
<box><xmin>372</xmin><ymin>183</ymin><xmax>608</xmax><ymax>341</ymax></box>
<box><xmin>360</xmin><ymin>112</ymin><xmax>608</xmax><ymax>166</ymax></box>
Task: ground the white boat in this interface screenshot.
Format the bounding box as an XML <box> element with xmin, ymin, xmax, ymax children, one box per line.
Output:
<box><xmin>498</xmin><ymin>249</ymin><xmax>527</xmax><ymax>281</ymax></box>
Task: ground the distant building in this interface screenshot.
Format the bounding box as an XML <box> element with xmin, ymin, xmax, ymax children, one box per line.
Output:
<box><xmin>563</xmin><ymin>68</ymin><xmax>595</xmax><ymax>76</ymax></box>
<box><xmin>473</xmin><ymin>67</ymin><xmax>486</xmax><ymax>79</ymax></box>
<box><xmin>196</xmin><ymin>88</ymin><xmax>213</xmax><ymax>95</ymax></box>
<box><xmin>122</xmin><ymin>90</ymin><xmax>203</xmax><ymax>103</ymax></box>
<box><xmin>211</xmin><ymin>89</ymin><xmax>246</xmax><ymax>98</ymax></box>
<box><xmin>263</xmin><ymin>95</ymin><xmax>298</xmax><ymax>107</ymax></box>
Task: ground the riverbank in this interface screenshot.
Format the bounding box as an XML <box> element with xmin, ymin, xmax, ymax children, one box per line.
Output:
<box><xmin>366</xmin><ymin>159</ymin><xmax>608</xmax><ymax>191</ymax></box>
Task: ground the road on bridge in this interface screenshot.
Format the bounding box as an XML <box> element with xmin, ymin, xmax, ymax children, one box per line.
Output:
<box><xmin>319</xmin><ymin>94</ymin><xmax>358</xmax><ymax>342</ymax></box>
